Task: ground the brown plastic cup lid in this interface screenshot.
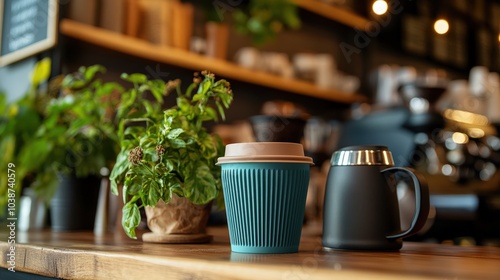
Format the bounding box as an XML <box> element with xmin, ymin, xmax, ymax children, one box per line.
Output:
<box><xmin>216</xmin><ymin>142</ymin><xmax>314</xmax><ymax>165</ymax></box>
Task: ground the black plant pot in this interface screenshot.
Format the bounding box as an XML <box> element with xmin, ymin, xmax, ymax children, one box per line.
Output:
<box><xmin>50</xmin><ymin>174</ymin><xmax>101</xmax><ymax>231</ymax></box>
<box><xmin>249</xmin><ymin>115</ymin><xmax>306</xmax><ymax>143</ymax></box>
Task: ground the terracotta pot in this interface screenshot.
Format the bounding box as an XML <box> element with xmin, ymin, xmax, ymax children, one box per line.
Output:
<box><xmin>142</xmin><ymin>194</ymin><xmax>212</xmax><ymax>243</ymax></box>
<box><xmin>205</xmin><ymin>22</ymin><xmax>229</xmax><ymax>60</ymax></box>
<box><xmin>171</xmin><ymin>2</ymin><xmax>194</xmax><ymax>50</ymax></box>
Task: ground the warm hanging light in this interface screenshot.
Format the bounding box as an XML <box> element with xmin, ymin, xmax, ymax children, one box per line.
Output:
<box><xmin>372</xmin><ymin>0</ymin><xmax>388</xmax><ymax>15</ymax></box>
<box><xmin>452</xmin><ymin>132</ymin><xmax>468</xmax><ymax>144</ymax></box>
<box><xmin>434</xmin><ymin>19</ymin><xmax>449</xmax><ymax>35</ymax></box>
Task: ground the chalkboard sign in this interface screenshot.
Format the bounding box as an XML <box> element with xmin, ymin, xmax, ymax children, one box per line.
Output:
<box><xmin>0</xmin><ymin>0</ymin><xmax>57</xmax><ymax>66</ymax></box>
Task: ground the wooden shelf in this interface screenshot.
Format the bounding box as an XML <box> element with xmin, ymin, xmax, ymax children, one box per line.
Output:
<box><xmin>294</xmin><ymin>0</ymin><xmax>371</xmax><ymax>31</ymax></box>
<box><xmin>59</xmin><ymin>19</ymin><xmax>366</xmax><ymax>104</ymax></box>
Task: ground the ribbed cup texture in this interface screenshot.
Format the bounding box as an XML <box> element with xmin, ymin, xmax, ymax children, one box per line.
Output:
<box><xmin>221</xmin><ymin>163</ymin><xmax>310</xmax><ymax>253</ymax></box>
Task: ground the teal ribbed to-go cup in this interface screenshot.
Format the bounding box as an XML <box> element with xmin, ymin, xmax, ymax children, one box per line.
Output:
<box><xmin>217</xmin><ymin>142</ymin><xmax>313</xmax><ymax>254</ymax></box>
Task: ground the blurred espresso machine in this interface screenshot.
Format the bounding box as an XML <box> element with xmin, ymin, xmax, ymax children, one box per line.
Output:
<box><xmin>336</xmin><ymin>66</ymin><xmax>500</xmax><ymax>245</ymax></box>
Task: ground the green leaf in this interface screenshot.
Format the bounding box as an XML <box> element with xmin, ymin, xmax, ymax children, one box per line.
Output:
<box><xmin>122</xmin><ymin>176</ymin><xmax>129</xmax><ymax>203</ymax></box>
<box><xmin>142</xmin><ymin>100</ymin><xmax>155</xmax><ymax>116</ymax></box>
<box><xmin>124</xmin><ymin>169</ymin><xmax>142</xmax><ymax>196</ymax></box>
<box><xmin>154</xmin><ymin>162</ymin><xmax>167</xmax><ymax>173</ymax></box>
<box><xmin>14</xmin><ymin>106</ymin><xmax>42</xmax><ymax>134</ymax></box>
<box><xmin>138</xmin><ymin>84</ymin><xmax>151</xmax><ymax>94</ymax></box>
<box><xmin>66</xmin><ymin>118</ymin><xmax>92</xmax><ymax>137</ymax></box>
<box><xmin>83</xmin><ymin>65</ymin><xmax>106</xmax><ymax>81</ymax></box>
<box><xmin>148</xmin><ymin>79</ymin><xmax>166</xmax><ymax>103</ymax></box>
<box><xmin>109</xmin><ymin>149</ymin><xmax>130</xmax><ymax>190</ymax></box>
<box><xmin>169</xmin><ymin>182</ymin><xmax>183</xmax><ymax>198</ymax></box>
<box><xmin>220</xmin><ymin>91</ymin><xmax>233</xmax><ymax>108</ymax></box>
<box><xmin>197</xmin><ymin>80</ymin><xmax>212</xmax><ymax>95</ymax></box>
<box><xmin>162</xmin><ymin>187</ymin><xmax>173</xmax><ymax>204</ymax></box>
<box><xmin>0</xmin><ymin>93</ymin><xmax>7</xmax><ymax>113</ymax></box>
<box><xmin>62</xmin><ymin>75</ymin><xmax>86</xmax><ymax>89</ymax></box>
<box><xmin>164</xmin><ymin>158</ymin><xmax>175</xmax><ymax>172</ymax></box>
<box><xmin>204</xmin><ymin>107</ymin><xmax>218</xmax><ymax>122</ymax></box>
<box><xmin>46</xmin><ymin>95</ymin><xmax>76</xmax><ymax>114</ymax></box>
<box><xmin>122</xmin><ymin>201</ymin><xmax>141</xmax><ymax>239</ymax></box>
<box><xmin>30</xmin><ymin>58</ymin><xmax>51</xmax><ymax>87</ymax></box>
<box><xmin>171</xmin><ymin>138</ymin><xmax>186</xmax><ymax>148</ymax></box>
<box><xmin>185</xmin><ymin>83</ymin><xmax>197</xmax><ymax>97</ymax></box>
<box><xmin>183</xmin><ymin>162</ymin><xmax>217</xmax><ymax>205</ymax></box>
<box><xmin>143</xmin><ymin>147</ymin><xmax>159</xmax><ymax>162</ymax></box>
<box><xmin>0</xmin><ymin>135</ymin><xmax>15</xmax><ymax>167</ymax></box>
<box><xmin>110</xmin><ymin>178</ymin><xmax>120</xmax><ymax>196</ymax></box>
<box><xmin>192</xmin><ymin>92</ymin><xmax>204</xmax><ymax>102</ymax></box>
<box><xmin>17</xmin><ymin>138</ymin><xmax>53</xmax><ymax>173</ymax></box>
<box><xmin>117</xmin><ymin>89</ymin><xmax>138</xmax><ymax>119</ymax></box>
<box><xmin>132</xmin><ymin>164</ymin><xmax>153</xmax><ymax>177</ymax></box>
<box><xmin>283</xmin><ymin>6</ymin><xmax>301</xmax><ymax>29</ymax></box>
<box><xmin>147</xmin><ymin>180</ymin><xmax>160</xmax><ymax>206</ymax></box>
<box><xmin>121</xmin><ymin>73</ymin><xmax>147</xmax><ymax>84</ymax></box>
<box><xmin>248</xmin><ymin>18</ymin><xmax>265</xmax><ymax>34</ymax></box>
<box><xmin>216</xmin><ymin>101</ymin><xmax>226</xmax><ymax>121</ymax></box>
<box><xmin>177</xmin><ymin>97</ymin><xmax>190</xmax><ymax>112</ymax></box>
<box><xmin>140</xmin><ymin>136</ymin><xmax>156</xmax><ymax>148</ymax></box>
<box><xmin>167</xmin><ymin>128</ymin><xmax>184</xmax><ymax>139</ymax></box>
<box><xmin>96</xmin><ymin>82</ymin><xmax>123</xmax><ymax>97</ymax></box>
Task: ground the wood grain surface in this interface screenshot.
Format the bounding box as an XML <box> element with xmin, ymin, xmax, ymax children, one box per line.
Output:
<box><xmin>1</xmin><ymin>226</ymin><xmax>499</xmax><ymax>279</ymax></box>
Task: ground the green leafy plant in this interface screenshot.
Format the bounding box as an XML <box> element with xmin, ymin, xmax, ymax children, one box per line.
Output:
<box><xmin>233</xmin><ymin>0</ymin><xmax>301</xmax><ymax>45</ymax></box>
<box><xmin>0</xmin><ymin>60</ymin><xmax>133</xmax><ymax>211</ymax></box>
<box><xmin>110</xmin><ymin>71</ymin><xmax>233</xmax><ymax>239</ymax></box>
<box><xmin>202</xmin><ymin>1</ymin><xmax>226</xmax><ymax>23</ymax></box>
<box><xmin>0</xmin><ymin>58</ymin><xmax>54</xmax><ymax>212</ymax></box>
<box><xmin>27</xmin><ymin>64</ymin><xmax>128</xmax><ymax>202</ymax></box>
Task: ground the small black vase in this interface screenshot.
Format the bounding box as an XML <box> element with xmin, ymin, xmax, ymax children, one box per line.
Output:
<box><xmin>50</xmin><ymin>174</ymin><xmax>101</xmax><ymax>231</ymax></box>
<box><xmin>249</xmin><ymin>115</ymin><xmax>306</xmax><ymax>143</ymax></box>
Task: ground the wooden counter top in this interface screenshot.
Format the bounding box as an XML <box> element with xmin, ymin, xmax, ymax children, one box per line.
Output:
<box><xmin>1</xmin><ymin>226</ymin><xmax>499</xmax><ymax>279</ymax></box>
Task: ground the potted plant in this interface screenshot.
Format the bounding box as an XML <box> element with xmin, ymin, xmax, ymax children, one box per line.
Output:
<box><xmin>0</xmin><ymin>60</ymin><xmax>47</xmax><ymax>217</ymax></box>
<box><xmin>233</xmin><ymin>0</ymin><xmax>301</xmax><ymax>46</ymax></box>
<box><xmin>110</xmin><ymin>71</ymin><xmax>233</xmax><ymax>242</ymax></box>
<box><xmin>1</xmin><ymin>60</ymin><xmax>172</xmax><ymax>230</ymax></box>
<box><xmin>1</xmin><ymin>60</ymin><xmax>132</xmax><ymax>230</ymax></box>
<box><xmin>0</xmin><ymin>58</ymin><xmax>61</xmax><ymax>222</ymax></box>
<box><xmin>41</xmin><ymin>64</ymin><xmax>174</xmax><ymax>231</ymax></box>
<box><xmin>26</xmin><ymin>63</ymin><xmax>129</xmax><ymax>230</ymax></box>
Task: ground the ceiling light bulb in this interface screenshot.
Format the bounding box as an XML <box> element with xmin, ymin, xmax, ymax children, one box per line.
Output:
<box><xmin>452</xmin><ymin>132</ymin><xmax>468</xmax><ymax>144</ymax></box>
<box><xmin>434</xmin><ymin>19</ymin><xmax>449</xmax><ymax>35</ymax></box>
<box><xmin>372</xmin><ymin>0</ymin><xmax>388</xmax><ymax>15</ymax></box>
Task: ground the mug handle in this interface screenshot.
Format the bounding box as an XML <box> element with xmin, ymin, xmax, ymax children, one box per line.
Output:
<box><xmin>381</xmin><ymin>167</ymin><xmax>430</xmax><ymax>239</ymax></box>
